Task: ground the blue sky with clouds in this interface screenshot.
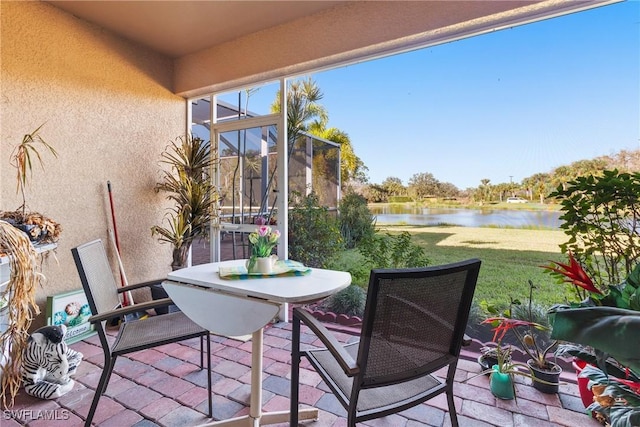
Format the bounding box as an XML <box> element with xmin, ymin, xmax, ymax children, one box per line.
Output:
<box><xmin>222</xmin><ymin>1</ymin><xmax>639</xmax><ymax>190</ymax></box>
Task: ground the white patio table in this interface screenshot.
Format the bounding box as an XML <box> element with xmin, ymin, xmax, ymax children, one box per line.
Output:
<box><xmin>161</xmin><ymin>259</ymin><xmax>351</xmax><ymax>427</ymax></box>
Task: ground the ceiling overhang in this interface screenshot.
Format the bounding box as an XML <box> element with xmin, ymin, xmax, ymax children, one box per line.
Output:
<box><xmin>47</xmin><ymin>0</ymin><xmax>622</xmax><ymax>98</ymax></box>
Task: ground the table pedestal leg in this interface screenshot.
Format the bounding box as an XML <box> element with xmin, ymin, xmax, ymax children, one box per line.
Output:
<box><xmin>197</xmin><ymin>329</ymin><xmax>318</xmax><ymax>427</ymax></box>
<box><xmin>250</xmin><ymin>328</ymin><xmax>263</xmax><ymax>425</ymax></box>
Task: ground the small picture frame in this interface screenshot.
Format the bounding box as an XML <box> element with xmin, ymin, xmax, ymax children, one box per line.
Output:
<box><xmin>46</xmin><ymin>289</ymin><xmax>96</xmax><ymax>344</ymax></box>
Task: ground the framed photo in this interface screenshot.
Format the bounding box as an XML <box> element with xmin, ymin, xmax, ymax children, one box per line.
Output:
<box><xmin>46</xmin><ymin>289</ymin><xmax>96</xmax><ymax>344</ymax></box>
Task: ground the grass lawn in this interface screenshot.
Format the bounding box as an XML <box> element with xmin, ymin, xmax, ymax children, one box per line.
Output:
<box><xmin>341</xmin><ymin>225</ymin><xmax>575</xmax><ymax>310</ymax></box>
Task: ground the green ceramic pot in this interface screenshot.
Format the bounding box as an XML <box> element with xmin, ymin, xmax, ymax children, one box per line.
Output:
<box><xmin>490</xmin><ymin>365</ymin><xmax>515</xmax><ymax>400</ymax></box>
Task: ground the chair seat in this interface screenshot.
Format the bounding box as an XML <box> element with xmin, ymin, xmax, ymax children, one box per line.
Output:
<box><xmin>113</xmin><ymin>311</ymin><xmax>206</xmax><ymax>355</ymax></box>
<box><xmin>307</xmin><ymin>342</ymin><xmax>442</xmax><ymax>413</ymax></box>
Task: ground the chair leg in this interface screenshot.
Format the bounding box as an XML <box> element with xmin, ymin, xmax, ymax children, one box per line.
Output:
<box><xmin>446</xmin><ymin>364</ymin><xmax>459</xmax><ymax>427</ymax></box>
<box><xmin>290</xmin><ymin>315</ymin><xmax>301</xmax><ymax>427</ymax></box>
<box><xmin>206</xmin><ymin>333</ymin><xmax>212</xmax><ymax>418</ymax></box>
<box><xmin>85</xmin><ymin>356</ymin><xmax>116</xmax><ymax>427</ymax></box>
<box><xmin>447</xmin><ymin>389</ymin><xmax>459</xmax><ymax>427</ymax></box>
<box><xmin>200</xmin><ymin>335</ymin><xmax>204</xmax><ymax>369</ymax></box>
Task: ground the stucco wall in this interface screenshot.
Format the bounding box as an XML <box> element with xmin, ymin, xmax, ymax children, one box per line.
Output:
<box><xmin>1</xmin><ymin>1</ymin><xmax>186</xmax><ymax>328</ymax></box>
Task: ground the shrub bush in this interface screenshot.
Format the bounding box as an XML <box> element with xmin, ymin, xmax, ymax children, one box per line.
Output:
<box><xmin>338</xmin><ymin>192</ymin><xmax>376</xmax><ymax>249</ymax></box>
<box><xmin>358</xmin><ymin>231</ymin><xmax>429</xmax><ymax>269</ymax></box>
<box><xmin>288</xmin><ymin>191</ymin><xmax>343</xmax><ymax>268</ymax></box>
<box><xmin>550</xmin><ymin>169</ymin><xmax>640</xmax><ymax>287</ymax></box>
<box><xmin>325</xmin><ymin>250</ymin><xmax>371</xmax><ymax>287</ymax></box>
<box><xmin>323</xmin><ymin>284</ymin><xmax>366</xmax><ymax>317</ymax></box>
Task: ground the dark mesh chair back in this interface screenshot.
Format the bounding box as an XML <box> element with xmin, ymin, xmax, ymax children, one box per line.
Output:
<box><xmin>291</xmin><ymin>259</ymin><xmax>481</xmax><ymax>427</ymax></box>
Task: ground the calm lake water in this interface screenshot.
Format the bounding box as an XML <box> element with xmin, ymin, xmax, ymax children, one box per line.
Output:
<box><xmin>369</xmin><ymin>206</ymin><xmax>562</xmax><ymax>229</ymax></box>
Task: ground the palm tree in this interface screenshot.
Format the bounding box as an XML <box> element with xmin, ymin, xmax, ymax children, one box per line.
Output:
<box><xmin>271</xmin><ymin>77</ymin><xmax>327</xmax><ymax>145</ymax></box>
<box><xmin>152</xmin><ymin>135</ymin><xmax>216</xmax><ymax>270</ymax></box>
<box><xmin>308</xmin><ymin>122</ymin><xmax>367</xmax><ymax>186</ymax></box>
<box><xmin>479</xmin><ymin>179</ymin><xmax>492</xmax><ymax>203</ymax></box>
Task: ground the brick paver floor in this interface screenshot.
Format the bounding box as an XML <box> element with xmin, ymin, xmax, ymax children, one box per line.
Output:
<box><xmin>3</xmin><ymin>240</ymin><xmax>603</xmax><ymax>426</ymax></box>
<box><xmin>3</xmin><ymin>316</ymin><xmax>602</xmax><ymax>427</ymax></box>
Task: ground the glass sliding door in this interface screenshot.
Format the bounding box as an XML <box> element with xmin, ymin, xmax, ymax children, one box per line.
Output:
<box><xmin>214</xmin><ymin>117</ymin><xmax>280</xmax><ymax>261</ymax></box>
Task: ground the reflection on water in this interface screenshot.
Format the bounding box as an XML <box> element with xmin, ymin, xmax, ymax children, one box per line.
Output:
<box><xmin>370</xmin><ymin>206</ymin><xmax>562</xmax><ymax>229</ymax></box>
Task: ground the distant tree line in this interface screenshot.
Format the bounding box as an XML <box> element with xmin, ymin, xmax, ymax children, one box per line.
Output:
<box><xmin>267</xmin><ymin>78</ymin><xmax>639</xmax><ymax>207</ymax></box>
<box><xmin>356</xmin><ymin>148</ymin><xmax>640</xmax><ymax>203</ymax></box>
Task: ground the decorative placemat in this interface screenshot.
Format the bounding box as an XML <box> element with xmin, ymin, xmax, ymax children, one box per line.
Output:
<box><xmin>219</xmin><ymin>259</ymin><xmax>311</xmax><ymax>280</ymax></box>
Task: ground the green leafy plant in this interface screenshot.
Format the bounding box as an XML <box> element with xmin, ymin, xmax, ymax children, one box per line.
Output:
<box><xmin>547</xmin><ymin>255</ymin><xmax>640</xmax><ymax>426</ymax></box>
<box><xmin>358</xmin><ymin>231</ymin><xmax>429</xmax><ymax>269</ymax></box>
<box><xmin>338</xmin><ymin>192</ymin><xmax>376</xmax><ymax>249</ymax></box>
<box><xmin>550</xmin><ymin>170</ymin><xmax>640</xmax><ymax>288</ymax></box>
<box><xmin>323</xmin><ymin>284</ymin><xmax>366</xmax><ymax>317</ymax></box>
<box><xmin>482</xmin><ymin>280</ymin><xmax>558</xmax><ymax>371</ymax></box>
<box><xmin>325</xmin><ymin>251</ymin><xmax>371</xmax><ymax>287</ymax></box>
<box><xmin>288</xmin><ymin>191</ymin><xmax>343</xmax><ymax>268</ymax></box>
<box><xmin>578</xmin><ymin>363</ymin><xmax>640</xmax><ymax>427</ymax></box>
<box><xmin>151</xmin><ymin>135</ymin><xmax>216</xmax><ymax>270</ymax></box>
<box><xmin>466</xmin><ymin>340</ymin><xmax>555</xmax><ymax>399</ymax></box>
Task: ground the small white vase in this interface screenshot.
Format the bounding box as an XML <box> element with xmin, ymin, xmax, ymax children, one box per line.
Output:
<box><xmin>255</xmin><ymin>256</ymin><xmax>276</xmax><ymax>274</ymax></box>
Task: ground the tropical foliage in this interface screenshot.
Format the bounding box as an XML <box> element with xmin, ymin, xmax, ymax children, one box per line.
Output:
<box><xmin>151</xmin><ymin>135</ymin><xmax>216</xmax><ymax>270</ymax></box>
<box><xmin>550</xmin><ymin>169</ymin><xmax>640</xmax><ymax>287</ymax></box>
<box><xmin>546</xmin><ymin>252</ymin><xmax>640</xmax><ymax>425</ymax></box>
<box><xmin>338</xmin><ymin>192</ymin><xmax>376</xmax><ymax>249</ymax></box>
<box><xmin>357</xmin><ymin>231</ymin><xmax>429</xmax><ymax>270</ymax></box>
<box><xmin>482</xmin><ymin>280</ymin><xmax>557</xmax><ymax>370</ymax></box>
<box><xmin>288</xmin><ymin>191</ymin><xmax>343</xmax><ymax>268</ymax></box>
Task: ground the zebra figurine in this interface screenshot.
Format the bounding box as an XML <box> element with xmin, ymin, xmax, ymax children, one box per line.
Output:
<box><xmin>22</xmin><ymin>324</ymin><xmax>83</xmax><ymax>399</ymax></box>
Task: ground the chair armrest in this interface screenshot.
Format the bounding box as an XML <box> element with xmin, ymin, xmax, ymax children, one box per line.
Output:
<box><xmin>117</xmin><ymin>278</ymin><xmax>165</xmax><ymax>293</ymax></box>
<box><xmin>89</xmin><ymin>298</ymin><xmax>173</xmax><ymax>323</ymax></box>
<box><xmin>293</xmin><ymin>308</ymin><xmax>359</xmax><ymax>376</ymax></box>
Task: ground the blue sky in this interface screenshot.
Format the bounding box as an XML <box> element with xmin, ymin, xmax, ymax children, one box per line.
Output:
<box><xmin>224</xmin><ymin>1</ymin><xmax>639</xmax><ymax>190</ymax></box>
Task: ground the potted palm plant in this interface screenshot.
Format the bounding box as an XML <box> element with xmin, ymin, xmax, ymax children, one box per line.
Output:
<box><xmin>151</xmin><ymin>134</ymin><xmax>216</xmax><ymax>270</ymax></box>
<box><xmin>150</xmin><ymin>135</ymin><xmax>217</xmax><ymax>313</ymax></box>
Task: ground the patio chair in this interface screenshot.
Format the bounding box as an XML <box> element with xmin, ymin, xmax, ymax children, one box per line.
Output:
<box><xmin>71</xmin><ymin>239</ymin><xmax>212</xmax><ymax>427</ymax></box>
<box><xmin>290</xmin><ymin>259</ymin><xmax>481</xmax><ymax>427</ymax></box>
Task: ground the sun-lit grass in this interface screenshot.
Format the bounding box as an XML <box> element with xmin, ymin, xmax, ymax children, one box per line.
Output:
<box><xmin>340</xmin><ymin>225</ymin><xmax>574</xmax><ymax>310</ymax></box>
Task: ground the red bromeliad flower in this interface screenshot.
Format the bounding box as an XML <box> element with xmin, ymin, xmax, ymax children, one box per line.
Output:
<box><xmin>613</xmin><ymin>377</ymin><xmax>640</xmax><ymax>395</ymax></box>
<box><xmin>482</xmin><ymin>317</ymin><xmax>534</xmax><ymax>343</ymax></box>
<box><xmin>541</xmin><ymin>252</ymin><xmax>602</xmax><ymax>295</ymax></box>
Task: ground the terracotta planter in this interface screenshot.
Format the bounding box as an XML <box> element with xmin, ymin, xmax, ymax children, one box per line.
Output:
<box><xmin>573</xmin><ymin>359</ymin><xmax>595</xmax><ymax>408</ymax></box>
<box><xmin>527</xmin><ymin>359</ymin><xmax>562</xmax><ymax>394</ymax></box>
